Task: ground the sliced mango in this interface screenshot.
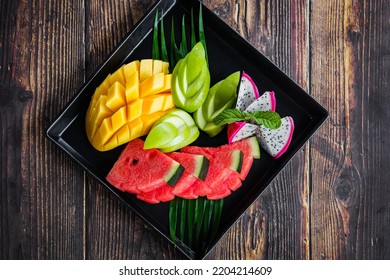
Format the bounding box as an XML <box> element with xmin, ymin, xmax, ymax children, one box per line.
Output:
<box><xmin>85</xmin><ymin>59</ymin><xmax>175</xmax><ymax>151</ymax></box>
<box><xmin>125</xmin><ymin>71</ymin><xmax>139</xmax><ymax>103</ymax></box>
<box><xmin>106</xmin><ymin>81</ymin><xmax>126</xmax><ymax>112</ymax></box>
<box><xmin>124</xmin><ymin>61</ymin><xmax>140</xmax><ymax>80</ymax></box>
<box><xmin>140</xmin><ymin>59</ymin><xmax>153</xmax><ymax>82</ymax></box>
<box><xmin>162</xmin><ymin>62</ymin><xmax>169</xmax><ymax>74</ymax></box>
<box><xmin>153</xmin><ymin>60</ymin><xmax>163</xmax><ymax>75</ymax></box>
<box><xmin>109</xmin><ymin>65</ymin><xmax>126</xmax><ymax>85</ymax></box>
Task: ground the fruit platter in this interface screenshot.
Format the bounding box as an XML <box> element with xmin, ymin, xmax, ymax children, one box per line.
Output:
<box><xmin>46</xmin><ymin>0</ymin><xmax>328</xmax><ymax>259</ymax></box>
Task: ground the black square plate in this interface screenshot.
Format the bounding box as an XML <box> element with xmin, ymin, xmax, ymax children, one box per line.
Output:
<box><xmin>46</xmin><ymin>0</ymin><xmax>328</xmax><ymax>259</ymax></box>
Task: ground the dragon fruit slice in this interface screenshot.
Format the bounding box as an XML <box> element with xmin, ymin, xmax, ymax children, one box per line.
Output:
<box><xmin>256</xmin><ymin>116</ymin><xmax>295</xmax><ymax>159</ymax></box>
<box><xmin>228</xmin><ymin>91</ymin><xmax>276</xmax><ymax>143</ymax></box>
<box><xmin>245</xmin><ymin>91</ymin><xmax>276</xmax><ymax>113</ymax></box>
<box><xmin>235</xmin><ymin>72</ymin><xmax>260</xmax><ymax>111</ymax></box>
<box><xmin>227</xmin><ymin>122</ymin><xmax>258</xmax><ymax>143</ymax></box>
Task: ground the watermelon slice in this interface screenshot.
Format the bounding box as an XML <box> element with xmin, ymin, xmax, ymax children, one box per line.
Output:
<box><xmin>213</xmin><ymin>136</ymin><xmax>259</xmax><ymax>180</ymax></box>
<box><xmin>184</xmin><ymin>136</ymin><xmax>259</xmax><ymax>182</ymax></box>
<box><xmin>167</xmin><ymin>152</ymin><xmax>211</xmax><ymax>199</ymax></box>
<box><xmin>181</xmin><ymin>146</ymin><xmax>244</xmax><ymax>199</ymax></box>
<box><xmin>136</xmin><ymin>184</ymin><xmax>175</xmax><ymax>204</ymax></box>
<box><xmin>106</xmin><ymin>139</ymin><xmax>184</xmax><ymax>202</ymax></box>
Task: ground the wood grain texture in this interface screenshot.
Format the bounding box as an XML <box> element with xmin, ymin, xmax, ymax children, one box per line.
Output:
<box><xmin>204</xmin><ymin>0</ymin><xmax>310</xmax><ymax>260</ymax></box>
<box><xmin>0</xmin><ymin>0</ymin><xmax>85</xmax><ymax>259</ymax></box>
<box><xmin>1</xmin><ymin>0</ymin><xmax>390</xmax><ymax>260</ymax></box>
<box><xmin>310</xmin><ymin>0</ymin><xmax>390</xmax><ymax>259</ymax></box>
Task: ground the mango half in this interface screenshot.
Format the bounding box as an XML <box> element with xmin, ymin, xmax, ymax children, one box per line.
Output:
<box><xmin>86</xmin><ymin>59</ymin><xmax>174</xmax><ymax>151</ymax></box>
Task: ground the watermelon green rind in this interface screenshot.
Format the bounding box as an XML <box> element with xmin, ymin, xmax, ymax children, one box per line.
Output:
<box><xmin>166</xmin><ymin>164</ymin><xmax>185</xmax><ymax>187</ymax></box>
<box><xmin>197</xmin><ymin>156</ymin><xmax>209</xmax><ymax>181</ymax></box>
<box><xmin>246</xmin><ymin>136</ymin><xmax>261</xmax><ymax>159</ymax></box>
<box><xmin>229</xmin><ymin>150</ymin><xmax>243</xmax><ymax>173</ymax></box>
<box><xmin>106</xmin><ymin>139</ymin><xmax>184</xmax><ymax>203</ymax></box>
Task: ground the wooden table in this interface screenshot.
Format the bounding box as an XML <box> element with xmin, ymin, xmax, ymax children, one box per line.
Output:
<box><xmin>1</xmin><ymin>0</ymin><xmax>389</xmax><ymax>260</ymax></box>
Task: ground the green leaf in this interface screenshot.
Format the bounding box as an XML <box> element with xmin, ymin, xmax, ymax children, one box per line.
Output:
<box><xmin>160</xmin><ymin>17</ymin><xmax>168</xmax><ymax>62</ymax></box>
<box><xmin>252</xmin><ymin>111</ymin><xmax>282</xmax><ymax>129</ymax></box>
<box><xmin>179</xmin><ymin>199</ymin><xmax>187</xmax><ymax>241</ymax></box>
<box><xmin>179</xmin><ymin>14</ymin><xmax>188</xmax><ymax>58</ymax></box>
<box><xmin>187</xmin><ymin>199</ymin><xmax>195</xmax><ymax>247</ymax></box>
<box><xmin>213</xmin><ymin>108</ymin><xmax>248</xmax><ymax>126</ymax></box>
<box><xmin>194</xmin><ymin>197</ymin><xmax>205</xmax><ymax>245</ymax></box>
<box><xmin>170</xmin><ymin>17</ymin><xmax>180</xmax><ymax>67</ymax></box>
<box><xmin>190</xmin><ymin>8</ymin><xmax>196</xmax><ymax>48</ymax></box>
<box><xmin>152</xmin><ymin>11</ymin><xmax>160</xmax><ymax>60</ymax></box>
<box><xmin>169</xmin><ymin>198</ymin><xmax>178</xmax><ymax>243</ymax></box>
<box><xmin>198</xmin><ymin>3</ymin><xmax>208</xmax><ymax>66</ymax></box>
<box><xmin>213</xmin><ymin>108</ymin><xmax>282</xmax><ymax>129</ymax></box>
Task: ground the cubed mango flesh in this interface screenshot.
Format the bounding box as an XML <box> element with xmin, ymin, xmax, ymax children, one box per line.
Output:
<box><xmin>85</xmin><ymin>59</ymin><xmax>175</xmax><ymax>151</ymax></box>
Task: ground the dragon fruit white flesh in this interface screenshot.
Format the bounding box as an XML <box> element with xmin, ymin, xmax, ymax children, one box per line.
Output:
<box><xmin>235</xmin><ymin>72</ymin><xmax>260</xmax><ymax>111</ymax></box>
<box><xmin>245</xmin><ymin>91</ymin><xmax>276</xmax><ymax>113</ymax></box>
<box><xmin>255</xmin><ymin>116</ymin><xmax>295</xmax><ymax>159</ymax></box>
<box><xmin>228</xmin><ymin>91</ymin><xmax>276</xmax><ymax>143</ymax></box>
<box><xmin>227</xmin><ymin>122</ymin><xmax>259</xmax><ymax>143</ymax></box>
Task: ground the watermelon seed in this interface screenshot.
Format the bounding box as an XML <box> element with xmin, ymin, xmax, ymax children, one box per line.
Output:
<box><xmin>131</xmin><ymin>159</ymin><xmax>139</xmax><ymax>166</ymax></box>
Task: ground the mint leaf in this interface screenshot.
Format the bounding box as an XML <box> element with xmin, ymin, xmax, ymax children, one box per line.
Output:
<box><xmin>213</xmin><ymin>108</ymin><xmax>247</xmax><ymax>126</ymax></box>
<box><xmin>213</xmin><ymin>108</ymin><xmax>282</xmax><ymax>129</ymax></box>
<box><xmin>251</xmin><ymin>111</ymin><xmax>282</xmax><ymax>129</ymax></box>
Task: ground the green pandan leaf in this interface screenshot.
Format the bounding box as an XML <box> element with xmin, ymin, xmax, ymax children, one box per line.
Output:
<box><xmin>190</xmin><ymin>8</ymin><xmax>196</xmax><ymax>48</ymax></box>
<box><xmin>152</xmin><ymin>11</ymin><xmax>160</xmax><ymax>60</ymax></box>
<box><xmin>169</xmin><ymin>198</ymin><xmax>178</xmax><ymax>243</ymax></box>
<box><xmin>198</xmin><ymin>3</ymin><xmax>208</xmax><ymax>66</ymax></box>
<box><xmin>179</xmin><ymin>14</ymin><xmax>188</xmax><ymax>59</ymax></box>
<box><xmin>160</xmin><ymin>17</ymin><xmax>168</xmax><ymax>62</ymax></box>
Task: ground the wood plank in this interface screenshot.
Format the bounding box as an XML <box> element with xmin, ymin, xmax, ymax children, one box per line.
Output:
<box><xmin>204</xmin><ymin>0</ymin><xmax>310</xmax><ymax>259</ymax></box>
<box><xmin>84</xmin><ymin>0</ymin><xmax>183</xmax><ymax>259</ymax></box>
<box><xmin>0</xmin><ymin>0</ymin><xmax>86</xmax><ymax>259</ymax></box>
<box><xmin>310</xmin><ymin>0</ymin><xmax>390</xmax><ymax>259</ymax></box>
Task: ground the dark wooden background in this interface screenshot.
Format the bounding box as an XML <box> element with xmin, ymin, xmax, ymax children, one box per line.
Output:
<box><xmin>1</xmin><ymin>0</ymin><xmax>389</xmax><ymax>260</ymax></box>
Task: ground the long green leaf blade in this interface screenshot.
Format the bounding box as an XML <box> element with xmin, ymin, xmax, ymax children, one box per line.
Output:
<box><xmin>152</xmin><ymin>10</ymin><xmax>160</xmax><ymax>60</ymax></box>
<box><xmin>190</xmin><ymin>8</ymin><xmax>196</xmax><ymax>48</ymax></box>
<box><xmin>169</xmin><ymin>198</ymin><xmax>178</xmax><ymax>243</ymax></box>
<box><xmin>160</xmin><ymin>17</ymin><xmax>168</xmax><ymax>62</ymax></box>
<box><xmin>179</xmin><ymin>14</ymin><xmax>188</xmax><ymax>58</ymax></box>
<box><xmin>179</xmin><ymin>199</ymin><xmax>187</xmax><ymax>242</ymax></box>
<box><xmin>170</xmin><ymin>18</ymin><xmax>179</xmax><ymax>67</ymax></box>
<box><xmin>198</xmin><ymin>3</ymin><xmax>208</xmax><ymax>66</ymax></box>
<box><xmin>187</xmin><ymin>199</ymin><xmax>195</xmax><ymax>247</ymax></box>
<box><xmin>195</xmin><ymin>197</ymin><xmax>205</xmax><ymax>246</ymax></box>
<box><xmin>209</xmin><ymin>199</ymin><xmax>224</xmax><ymax>246</ymax></box>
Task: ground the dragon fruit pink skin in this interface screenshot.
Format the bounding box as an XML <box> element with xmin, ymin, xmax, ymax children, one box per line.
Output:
<box><xmin>256</xmin><ymin>116</ymin><xmax>295</xmax><ymax>159</ymax></box>
<box><xmin>235</xmin><ymin>72</ymin><xmax>260</xmax><ymax>111</ymax></box>
<box><xmin>228</xmin><ymin>91</ymin><xmax>277</xmax><ymax>143</ymax></box>
<box><xmin>227</xmin><ymin>122</ymin><xmax>258</xmax><ymax>143</ymax></box>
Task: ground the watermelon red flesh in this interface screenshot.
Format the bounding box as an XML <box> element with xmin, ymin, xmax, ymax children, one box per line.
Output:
<box><xmin>181</xmin><ymin>146</ymin><xmax>241</xmax><ymax>199</ymax></box>
<box><xmin>136</xmin><ymin>185</ymin><xmax>175</xmax><ymax>204</ymax></box>
<box><xmin>106</xmin><ymin>138</ymin><xmax>181</xmax><ymax>200</ymax></box>
<box><xmin>213</xmin><ymin>137</ymin><xmax>258</xmax><ymax>180</ymax></box>
<box><xmin>167</xmin><ymin>152</ymin><xmax>212</xmax><ymax>198</ymax></box>
<box><xmin>170</xmin><ymin>172</ymin><xmax>198</xmax><ymax>197</ymax></box>
<box><xmin>183</xmin><ymin>139</ymin><xmax>255</xmax><ymax>181</ymax></box>
<box><xmin>207</xmin><ymin>176</ymin><xmax>243</xmax><ymax>200</ymax></box>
